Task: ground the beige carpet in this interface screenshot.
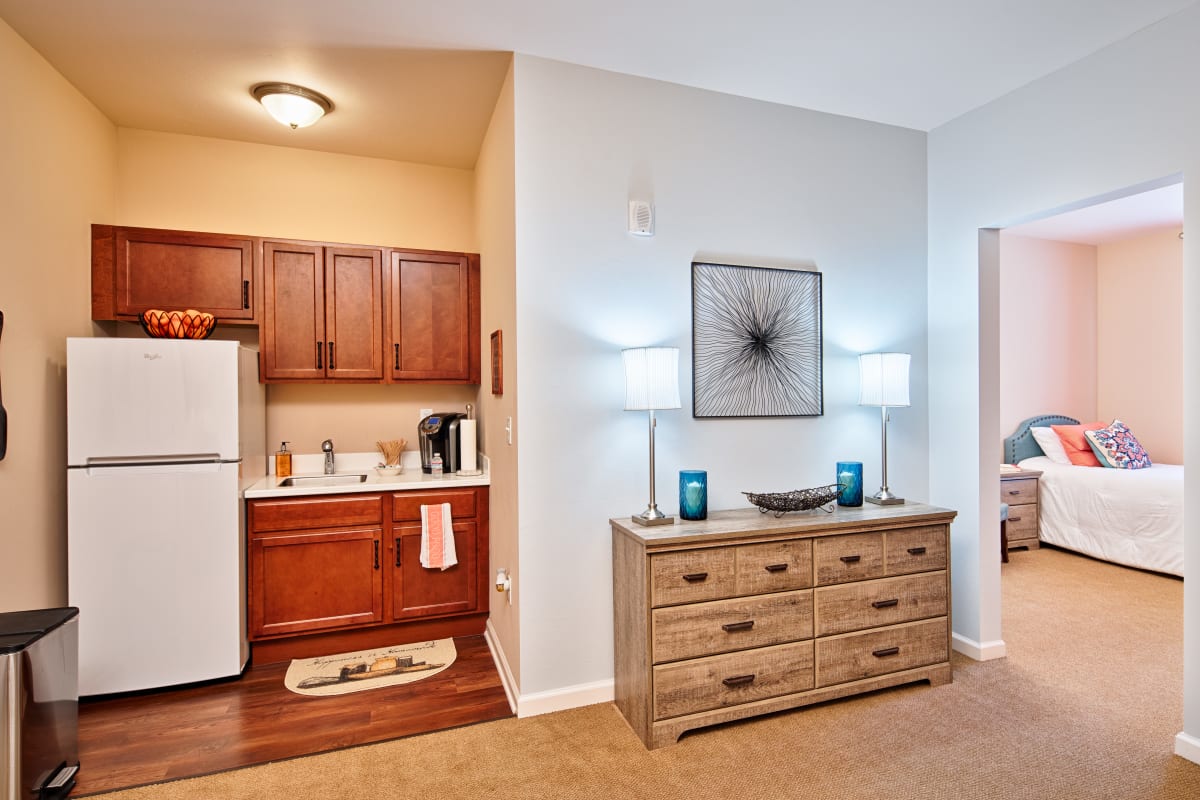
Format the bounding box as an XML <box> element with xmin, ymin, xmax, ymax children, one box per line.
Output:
<box><xmin>284</xmin><ymin>639</ymin><xmax>456</xmax><ymax>696</ymax></box>
<box><xmin>95</xmin><ymin>547</ymin><xmax>1200</xmax><ymax>799</ymax></box>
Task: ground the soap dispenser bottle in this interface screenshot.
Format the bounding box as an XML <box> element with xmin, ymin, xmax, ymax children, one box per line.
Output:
<box><xmin>275</xmin><ymin>442</ymin><xmax>292</xmax><ymax>478</ymax></box>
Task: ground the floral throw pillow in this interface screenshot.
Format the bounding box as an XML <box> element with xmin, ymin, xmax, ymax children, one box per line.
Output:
<box><xmin>1084</xmin><ymin>420</ymin><xmax>1152</xmax><ymax>469</ymax></box>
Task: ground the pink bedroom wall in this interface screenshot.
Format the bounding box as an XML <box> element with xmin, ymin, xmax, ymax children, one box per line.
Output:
<box><xmin>998</xmin><ymin>233</ymin><xmax>1098</xmax><ymax>449</ymax></box>
<box><xmin>1096</xmin><ymin>228</ymin><xmax>1184</xmax><ymax>464</ymax></box>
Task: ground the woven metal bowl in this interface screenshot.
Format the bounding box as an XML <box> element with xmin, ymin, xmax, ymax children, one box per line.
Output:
<box><xmin>743</xmin><ymin>484</ymin><xmax>841</xmax><ymax>517</ymax></box>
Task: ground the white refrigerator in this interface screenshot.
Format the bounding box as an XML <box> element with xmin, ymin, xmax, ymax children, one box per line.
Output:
<box><xmin>66</xmin><ymin>337</ymin><xmax>265</xmax><ymax>696</ymax></box>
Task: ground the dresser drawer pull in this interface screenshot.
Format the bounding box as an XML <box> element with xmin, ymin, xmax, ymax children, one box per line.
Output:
<box><xmin>1007</xmin><ymin>489</ymin><xmax>1021</xmax><ymax>495</ymax></box>
<box><xmin>764</xmin><ymin>563</ymin><xmax>789</xmax><ymax>573</ymax></box>
<box><xmin>1009</xmin><ymin>516</ymin><xmax>1022</xmax><ymax>523</ymax></box>
<box><xmin>682</xmin><ymin>572</ymin><xmax>709</xmax><ymax>583</ymax></box>
<box><xmin>872</xmin><ymin>646</ymin><xmax>901</xmax><ymax>658</ymax></box>
<box><xmin>907</xmin><ymin>546</ymin><xmax>926</xmax><ymax>555</ymax></box>
<box><xmin>721</xmin><ymin>620</ymin><xmax>755</xmax><ymax>633</ymax></box>
<box><xmin>839</xmin><ymin>555</ymin><xmax>861</xmax><ymax>564</ymax></box>
<box><xmin>871</xmin><ymin>598</ymin><xmax>899</xmax><ymax>609</ymax></box>
<box><xmin>722</xmin><ymin>674</ymin><xmax>757</xmax><ymax>687</ymax></box>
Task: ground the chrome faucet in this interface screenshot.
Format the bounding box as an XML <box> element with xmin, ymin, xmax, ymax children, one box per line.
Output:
<box><xmin>322</xmin><ymin>439</ymin><xmax>335</xmax><ymax>474</ymax></box>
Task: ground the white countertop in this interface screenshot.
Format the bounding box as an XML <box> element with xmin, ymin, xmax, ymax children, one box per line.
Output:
<box><xmin>244</xmin><ymin>450</ymin><xmax>489</xmax><ymax>499</ymax></box>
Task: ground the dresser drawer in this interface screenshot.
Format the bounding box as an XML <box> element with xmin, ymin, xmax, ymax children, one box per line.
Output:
<box><xmin>813</xmin><ymin>572</ymin><xmax>947</xmax><ymax>637</ymax></box>
<box><xmin>815</xmin><ymin>618</ymin><xmax>948</xmax><ymax>687</ymax></box>
<box><xmin>1001</xmin><ymin>478</ymin><xmax>1038</xmax><ymax>505</ymax></box>
<box><xmin>651</xmin><ymin>548</ymin><xmax>736</xmax><ymax>607</ymax></box>
<box><xmin>392</xmin><ymin>489</ymin><xmax>477</xmax><ymax>522</ymax></box>
<box><xmin>813</xmin><ymin>533</ymin><xmax>884</xmax><ymax>585</ymax></box>
<box><xmin>653</xmin><ymin>641</ymin><xmax>814</xmax><ymax>720</ymax></box>
<box><xmin>884</xmin><ymin>527</ymin><xmax>947</xmax><ymax>575</ymax></box>
<box><xmin>735</xmin><ymin>540</ymin><xmax>812</xmax><ymax>595</ymax></box>
<box><xmin>652</xmin><ymin>590</ymin><xmax>813</xmax><ymax>664</ymax></box>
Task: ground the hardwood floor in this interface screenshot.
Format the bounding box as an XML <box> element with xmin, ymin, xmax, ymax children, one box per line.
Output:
<box><xmin>74</xmin><ymin>635</ymin><xmax>512</xmax><ymax>796</ymax></box>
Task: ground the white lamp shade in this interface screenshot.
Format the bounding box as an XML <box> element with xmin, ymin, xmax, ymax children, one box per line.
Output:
<box><xmin>259</xmin><ymin>92</ymin><xmax>327</xmax><ymax>128</ymax></box>
<box><xmin>623</xmin><ymin>347</ymin><xmax>681</xmax><ymax>410</ymax></box>
<box><xmin>858</xmin><ymin>352</ymin><xmax>911</xmax><ymax>407</ymax></box>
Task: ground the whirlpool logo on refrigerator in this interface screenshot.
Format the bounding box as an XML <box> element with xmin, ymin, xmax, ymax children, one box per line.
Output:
<box><xmin>143</xmin><ymin>352</ymin><xmax>163</xmax><ymax>360</ymax></box>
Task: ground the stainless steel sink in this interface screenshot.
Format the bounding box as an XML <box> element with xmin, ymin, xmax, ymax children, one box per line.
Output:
<box><xmin>280</xmin><ymin>473</ymin><xmax>368</xmax><ymax>487</ymax></box>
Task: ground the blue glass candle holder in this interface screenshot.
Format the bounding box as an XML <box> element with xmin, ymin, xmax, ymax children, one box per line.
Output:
<box><xmin>679</xmin><ymin>470</ymin><xmax>708</xmax><ymax>521</ymax></box>
<box><xmin>836</xmin><ymin>461</ymin><xmax>863</xmax><ymax>507</ymax></box>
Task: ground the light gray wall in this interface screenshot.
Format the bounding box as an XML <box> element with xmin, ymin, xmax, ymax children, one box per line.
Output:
<box><xmin>928</xmin><ymin>4</ymin><xmax>1199</xmax><ymax>755</ymax></box>
<box><xmin>512</xmin><ymin>56</ymin><xmax>929</xmax><ymax>695</ymax></box>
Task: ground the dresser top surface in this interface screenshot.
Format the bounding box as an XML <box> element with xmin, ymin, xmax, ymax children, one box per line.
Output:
<box><xmin>611</xmin><ymin>502</ymin><xmax>957</xmax><ymax>548</ymax></box>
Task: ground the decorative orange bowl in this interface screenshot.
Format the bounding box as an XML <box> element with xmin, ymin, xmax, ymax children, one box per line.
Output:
<box><xmin>139</xmin><ymin>309</ymin><xmax>217</xmax><ymax>339</ymax></box>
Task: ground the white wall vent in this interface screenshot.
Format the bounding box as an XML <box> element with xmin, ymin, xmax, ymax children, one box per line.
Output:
<box><xmin>628</xmin><ymin>200</ymin><xmax>654</xmax><ymax>236</ymax></box>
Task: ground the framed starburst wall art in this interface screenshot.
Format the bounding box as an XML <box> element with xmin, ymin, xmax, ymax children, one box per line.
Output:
<box><xmin>691</xmin><ymin>262</ymin><xmax>823</xmax><ymax>418</ymax></box>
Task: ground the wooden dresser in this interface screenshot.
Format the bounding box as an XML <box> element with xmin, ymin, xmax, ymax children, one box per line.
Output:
<box><xmin>1000</xmin><ymin>468</ymin><xmax>1041</xmax><ymax>551</ymax></box>
<box><xmin>612</xmin><ymin>503</ymin><xmax>956</xmax><ymax>749</ymax></box>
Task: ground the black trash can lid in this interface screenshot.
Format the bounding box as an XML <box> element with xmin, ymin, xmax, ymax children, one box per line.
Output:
<box><xmin>0</xmin><ymin>607</ymin><xmax>78</xmax><ymax>653</ymax></box>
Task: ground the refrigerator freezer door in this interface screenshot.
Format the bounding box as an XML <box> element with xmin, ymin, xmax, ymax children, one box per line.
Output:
<box><xmin>67</xmin><ymin>338</ymin><xmax>240</xmax><ymax>465</ymax></box>
<box><xmin>67</xmin><ymin>461</ymin><xmax>246</xmax><ymax>695</ymax></box>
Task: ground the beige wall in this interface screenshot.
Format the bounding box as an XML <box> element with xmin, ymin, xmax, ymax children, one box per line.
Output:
<box><xmin>0</xmin><ymin>19</ymin><xmax>117</xmax><ymax>611</ymax></box>
<box><xmin>473</xmin><ymin>64</ymin><xmax>519</xmax><ymax>685</ymax></box>
<box><xmin>1097</xmin><ymin>228</ymin><xmax>1184</xmax><ymax>464</ymax></box>
<box><xmin>115</xmin><ymin>129</ymin><xmax>484</xmax><ymax>460</ymax></box>
<box><xmin>998</xmin><ymin>233</ymin><xmax>1098</xmax><ymax>446</ymax></box>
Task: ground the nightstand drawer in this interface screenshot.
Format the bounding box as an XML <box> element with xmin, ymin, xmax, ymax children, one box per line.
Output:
<box><xmin>814</xmin><ymin>533</ymin><xmax>884</xmax><ymax>585</ymax></box>
<box><xmin>652</xmin><ymin>590</ymin><xmax>813</xmax><ymax>663</ymax></box>
<box><xmin>1001</xmin><ymin>478</ymin><xmax>1038</xmax><ymax>505</ymax></box>
<box><xmin>814</xmin><ymin>572</ymin><xmax>947</xmax><ymax>637</ymax></box>
<box><xmin>651</xmin><ymin>548</ymin><xmax>736</xmax><ymax>607</ymax></box>
<box><xmin>815</xmin><ymin>618</ymin><xmax>948</xmax><ymax>687</ymax></box>
<box><xmin>653</xmin><ymin>641</ymin><xmax>814</xmax><ymax>720</ymax></box>
<box><xmin>1005</xmin><ymin>509</ymin><xmax>1038</xmax><ymax>541</ymax></box>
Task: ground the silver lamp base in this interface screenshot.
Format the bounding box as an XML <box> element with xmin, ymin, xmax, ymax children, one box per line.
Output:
<box><xmin>866</xmin><ymin>489</ymin><xmax>905</xmax><ymax>506</ymax></box>
<box><xmin>631</xmin><ymin>506</ymin><xmax>675</xmax><ymax>526</ymax></box>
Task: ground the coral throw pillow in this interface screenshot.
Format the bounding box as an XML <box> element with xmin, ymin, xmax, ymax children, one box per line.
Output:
<box><xmin>1085</xmin><ymin>420</ymin><xmax>1152</xmax><ymax>469</ymax></box>
<box><xmin>1050</xmin><ymin>422</ymin><xmax>1106</xmax><ymax>467</ymax></box>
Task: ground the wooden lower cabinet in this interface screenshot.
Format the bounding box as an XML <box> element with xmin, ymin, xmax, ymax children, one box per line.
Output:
<box><xmin>613</xmin><ymin>503</ymin><xmax>956</xmax><ymax>749</ymax></box>
<box><xmin>247</xmin><ymin>487</ymin><xmax>489</xmax><ymax>663</ymax></box>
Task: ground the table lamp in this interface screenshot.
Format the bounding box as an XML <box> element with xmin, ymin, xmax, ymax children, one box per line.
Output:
<box><xmin>858</xmin><ymin>352</ymin><xmax>910</xmax><ymax>505</ymax></box>
<box><xmin>623</xmin><ymin>347</ymin><xmax>681</xmax><ymax>526</ymax></box>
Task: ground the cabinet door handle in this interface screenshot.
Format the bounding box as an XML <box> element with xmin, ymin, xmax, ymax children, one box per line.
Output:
<box><xmin>316</xmin><ymin>341</ymin><xmax>323</xmax><ymax>370</ymax></box>
<box><xmin>872</xmin><ymin>598</ymin><xmax>899</xmax><ymax>609</ymax></box>
<box><xmin>373</xmin><ymin>540</ymin><xmax>380</xmax><ymax>570</ymax></box>
<box><xmin>721</xmin><ymin>620</ymin><xmax>755</xmax><ymax>633</ymax></box>
<box><xmin>722</xmin><ymin>674</ymin><xmax>756</xmax><ymax>687</ymax></box>
<box><xmin>394</xmin><ymin>343</ymin><xmax>400</xmax><ymax>370</ymax></box>
<box><xmin>907</xmin><ymin>546</ymin><xmax>927</xmax><ymax>556</ymax></box>
<box><xmin>872</xmin><ymin>646</ymin><xmax>901</xmax><ymax>658</ymax></box>
<box><xmin>764</xmin><ymin>563</ymin><xmax>788</xmax><ymax>573</ymax></box>
<box><xmin>682</xmin><ymin>572</ymin><xmax>709</xmax><ymax>583</ymax></box>
<box><xmin>395</xmin><ymin>538</ymin><xmax>401</xmax><ymax>567</ymax></box>
<box><xmin>839</xmin><ymin>555</ymin><xmax>861</xmax><ymax>564</ymax></box>
<box><xmin>328</xmin><ymin>341</ymin><xmax>335</xmax><ymax>370</ymax></box>
<box><xmin>242</xmin><ymin>280</ymin><xmax>250</xmax><ymax>309</ymax></box>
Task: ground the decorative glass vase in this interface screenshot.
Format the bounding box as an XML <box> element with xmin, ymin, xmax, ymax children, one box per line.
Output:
<box><xmin>679</xmin><ymin>470</ymin><xmax>708</xmax><ymax>521</ymax></box>
<box><xmin>836</xmin><ymin>461</ymin><xmax>863</xmax><ymax>507</ymax></box>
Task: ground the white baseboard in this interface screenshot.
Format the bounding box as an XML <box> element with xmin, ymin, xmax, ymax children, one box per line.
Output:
<box><xmin>483</xmin><ymin>620</ymin><xmax>517</xmax><ymax>714</ymax></box>
<box><xmin>1175</xmin><ymin>731</ymin><xmax>1200</xmax><ymax>765</ymax></box>
<box><xmin>952</xmin><ymin>631</ymin><xmax>1006</xmax><ymax>661</ymax></box>
<box><xmin>483</xmin><ymin>619</ymin><xmax>615</xmax><ymax>718</ymax></box>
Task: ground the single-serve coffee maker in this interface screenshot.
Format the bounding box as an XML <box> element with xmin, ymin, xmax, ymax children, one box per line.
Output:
<box><xmin>418</xmin><ymin>412</ymin><xmax>465</xmax><ymax>473</ymax></box>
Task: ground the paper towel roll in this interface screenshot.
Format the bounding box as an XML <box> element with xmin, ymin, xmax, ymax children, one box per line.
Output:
<box><xmin>459</xmin><ymin>419</ymin><xmax>478</xmax><ymax>472</ymax></box>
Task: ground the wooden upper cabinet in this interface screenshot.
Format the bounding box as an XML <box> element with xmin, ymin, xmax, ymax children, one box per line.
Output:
<box><xmin>261</xmin><ymin>241</ymin><xmax>383</xmax><ymax>383</ymax></box>
<box><xmin>387</xmin><ymin>251</ymin><xmax>480</xmax><ymax>383</ymax></box>
<box><xmin>92</xmin><ymin>225</ymin><xmax>256</xmax><ymax>323</ymax></box>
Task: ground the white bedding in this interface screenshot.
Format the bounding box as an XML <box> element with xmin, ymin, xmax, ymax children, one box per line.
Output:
<box><xmin>1017</xmin><ymin>456</ymin><xmax>1183</xmax><ymax>577</ymax></box>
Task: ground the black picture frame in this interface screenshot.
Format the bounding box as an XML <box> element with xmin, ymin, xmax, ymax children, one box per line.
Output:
<box><xmin>691</xmin><ymin>262</ymin><xmax>823</xmax><ymax>418</ymax></box>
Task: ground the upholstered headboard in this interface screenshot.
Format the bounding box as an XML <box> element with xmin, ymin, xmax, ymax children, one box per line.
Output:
<box><xmin>1004</xmin><ymin>414</ymin><xmax>1080</xmax><ymax>464</ymax></box>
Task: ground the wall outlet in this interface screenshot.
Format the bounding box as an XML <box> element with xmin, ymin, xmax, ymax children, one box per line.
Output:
<box><xmin>420</xmin><ymin>408</ymin><xmax>433</xmax><ymax>422</ymax></box>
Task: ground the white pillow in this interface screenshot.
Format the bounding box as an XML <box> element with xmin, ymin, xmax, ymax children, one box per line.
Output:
<box><xmin>1030</xmin><ymin>426</ymin><xmax>1071</xmax><ymax>464</ymax></box>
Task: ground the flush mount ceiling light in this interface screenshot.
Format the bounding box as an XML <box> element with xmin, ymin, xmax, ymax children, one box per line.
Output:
<box><xmin>251</xmin><ymin>82</ymin><xmax>333</xmax><ymax>129</ymax></box>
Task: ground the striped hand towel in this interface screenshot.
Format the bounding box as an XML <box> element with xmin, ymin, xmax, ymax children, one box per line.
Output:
<box><xmin>420</xmin><ymin>502</ymin><xmax>458</xmax><ymax>570</ymax></box>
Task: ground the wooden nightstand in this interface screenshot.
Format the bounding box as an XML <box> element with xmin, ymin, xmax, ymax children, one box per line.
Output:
<box><xmin>1000</xmin><ymin>468</ymin><xmax>1042</xmax><ymax>552</ymax></box>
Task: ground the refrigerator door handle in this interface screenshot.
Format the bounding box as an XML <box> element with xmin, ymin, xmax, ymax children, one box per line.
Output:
<box><xmin>82</xmin><ymin>454</ymin><xmax>224</xmax><ymax>467</ymax></box>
